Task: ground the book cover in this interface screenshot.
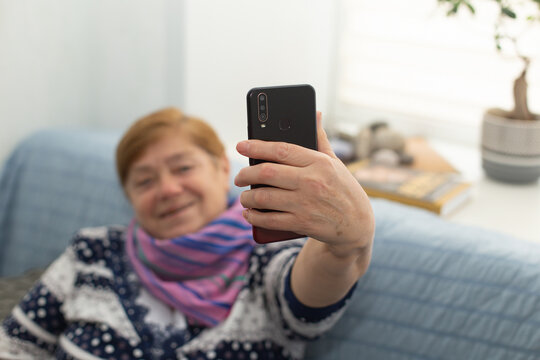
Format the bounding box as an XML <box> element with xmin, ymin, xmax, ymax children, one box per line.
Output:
<box><xmin>348</xmin><ymin>160</ymin><xmax>471</xmax><ymax>216</ymax></box>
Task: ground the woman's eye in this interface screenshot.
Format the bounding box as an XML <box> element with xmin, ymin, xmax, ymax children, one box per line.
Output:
<box><xmin>135</xmin><ymin>178</ymin><xmax>153</xmax><ymax>188</ymax></box>
<box><xmin>173</xmin><ymin>165</ymin><xmax>193</xmax><ymax>174</ymax></box>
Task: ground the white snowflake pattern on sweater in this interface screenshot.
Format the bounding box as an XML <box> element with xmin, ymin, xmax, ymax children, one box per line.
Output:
<box><xmin>0</xmin><ymin>226</ymin><xmax>356</xmax><ymax>360</ymax></box>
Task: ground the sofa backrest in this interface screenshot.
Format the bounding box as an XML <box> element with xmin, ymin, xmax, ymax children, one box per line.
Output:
<box><xmin>0</xmin><ymin>129</ymin><xmax>133</xmax><ymax>276</ymax></box>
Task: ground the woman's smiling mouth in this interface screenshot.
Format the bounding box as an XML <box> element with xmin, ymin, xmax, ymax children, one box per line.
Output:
<box><xmin>158</xmin><ymin>202</ymin><xmax>195</xmax><ymax>219</ymax></box>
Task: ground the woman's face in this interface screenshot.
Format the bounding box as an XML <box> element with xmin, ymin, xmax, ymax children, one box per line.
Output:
<box><xmin>125</xmin><ymin>131</ymin><xmax>230</xmax><ymax>239</ymax></box>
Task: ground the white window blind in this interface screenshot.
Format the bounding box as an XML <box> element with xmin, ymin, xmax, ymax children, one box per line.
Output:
<box><xmin>333</xmin><ymin>0</ymin><xmax>540</xmax><ymax>144</ymax></box>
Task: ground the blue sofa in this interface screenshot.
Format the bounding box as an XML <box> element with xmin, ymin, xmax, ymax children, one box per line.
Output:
<box><xmin>1</xmin><ymin>128</ymin><xmax>539</xmax><ymax>359</ymax></box>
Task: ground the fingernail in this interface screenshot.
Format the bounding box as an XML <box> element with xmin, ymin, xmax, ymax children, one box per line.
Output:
<box><xmin>242</xmin><ymin>209</ymin><xmax>249</xmax><ymax>220</ymax></box>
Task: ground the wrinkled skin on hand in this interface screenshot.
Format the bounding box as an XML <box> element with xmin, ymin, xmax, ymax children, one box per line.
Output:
<box><xmin>235</xmin><ymin>112</ymin><xmax>374</xmax><ymax>258</ymax></box>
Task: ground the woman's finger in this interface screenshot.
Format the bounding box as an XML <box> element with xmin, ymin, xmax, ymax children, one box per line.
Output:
<box><xmin>236</xmin><ymin>139</ymin><xmax>321</xmax><ymax>168</ymax></box>
<box><xmin>234</xmin><ymin>162</ymin><xmax>301</xmax><ymax>189</ymax></box>
<box><xmin>239</xmin><ymin>187</ymin><xmax>299</xmax><ymax>213</ymax></box>
<box><xmin>242</xmin><ymin>207</ymin><xmax>305</xmax><ymax>234</ymax></box>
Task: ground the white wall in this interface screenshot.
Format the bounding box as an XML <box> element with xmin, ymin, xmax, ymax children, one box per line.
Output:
<box><xmin>182</xmin><ymin>0</ymin><xmax>336</xmax><ymax>150</ymax></box>
<box><xmin>0</xmin><ymin>0</ymin><xmax>336</xmax><ymax>165</ymax></box>
<box><xmin>0</xmin><ymin>0</ymin><xmax>184</xmax><ymax>163</ymax></box>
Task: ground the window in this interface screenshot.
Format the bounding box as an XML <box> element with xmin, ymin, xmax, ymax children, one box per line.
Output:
<box><xmin>332</xmin><ymin>0</ymin><xmax>540</xmax><ymax>144</ymax></box>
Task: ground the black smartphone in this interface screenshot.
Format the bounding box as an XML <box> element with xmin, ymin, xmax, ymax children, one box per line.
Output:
<box><xmin>246</xmin><ymin>84</ymin><xmax>317</xmax><ymax>244</ymax></box>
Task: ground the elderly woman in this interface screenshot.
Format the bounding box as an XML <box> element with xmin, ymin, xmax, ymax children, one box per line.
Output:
<box><xmin>0</xmin><ymin>107</ymin><xmax>374</xmax><ymax>360</ymax></box>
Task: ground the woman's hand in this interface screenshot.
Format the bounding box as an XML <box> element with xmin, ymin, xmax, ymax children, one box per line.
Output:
<box><xmin>234</xmin><ymin>112</ymin><xmax>374</xmax><ymax>258</ymax></box>
<box><xmin>235</xmin><ymin>112</ymin><xmax>374</xmax><ymax>307</ymax></box>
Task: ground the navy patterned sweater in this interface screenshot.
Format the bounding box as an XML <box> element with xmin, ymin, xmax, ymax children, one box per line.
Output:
<box><xmin>0</xmin><ymin>226</ymin><xmax>356</xmax><ymax>360</ymax></box>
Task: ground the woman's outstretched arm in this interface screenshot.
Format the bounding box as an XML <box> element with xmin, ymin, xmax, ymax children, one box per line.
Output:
<box><xmin>235</xmin><ymin>112</ymin><xmax>375</xmax><ymax>307</ymax></box>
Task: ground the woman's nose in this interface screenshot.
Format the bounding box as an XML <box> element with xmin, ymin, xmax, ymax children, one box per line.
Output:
<box><xmin>158</xmin><ymin>173</ymin><xmax>183</xmax><ymax>198</ymax></box>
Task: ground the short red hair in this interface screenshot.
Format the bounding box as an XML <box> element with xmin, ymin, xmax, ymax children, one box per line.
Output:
<box><xmin>115</xmin><ymin>107</ymin><xmax>225</xmax><ymax>187</ymax></box>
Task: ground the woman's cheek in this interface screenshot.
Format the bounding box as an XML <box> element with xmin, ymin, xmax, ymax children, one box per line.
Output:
<box><xmin>143</xmin><ymin>195</ymin><xmax>157</xmax><ymax>218</ymax></box>
<box><xmin>132</xmin><ymin>192</ymin><xmax>152</xmax><ymax>218</ymax></box>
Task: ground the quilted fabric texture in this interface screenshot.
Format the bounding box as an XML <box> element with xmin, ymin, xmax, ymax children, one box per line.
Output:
<box><xmin>305</xmin><ymin>199</ymin><xmax>540</xmax><ymax>360</ymax></box>
<box><xmin>0</xmin><ymin>129</ymin><xmax>133</xmax><ymax>276</ymax></box>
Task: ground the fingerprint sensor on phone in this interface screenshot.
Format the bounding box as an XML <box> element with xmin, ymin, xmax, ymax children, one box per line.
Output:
<box><xmin>279</xmin><ymin>118</ymin><xmax>291</xmax><ymax>131</ymax></box>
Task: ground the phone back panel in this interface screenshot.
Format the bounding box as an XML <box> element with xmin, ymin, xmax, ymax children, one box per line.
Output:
<box><xmin>247</xmin><ymin>84</ymin><xmax>317</xmax><ymax>156</ymax></box>
<box><xmin>246</xmin><ymin>84</ymin><xmax>317</xmax><ymax>243</ymax></box>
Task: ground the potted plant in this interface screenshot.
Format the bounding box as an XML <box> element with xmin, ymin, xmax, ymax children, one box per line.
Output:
<box><xmin>439</xmin><ymin>0</ymin><xmax>540</xmax><ymax>183</ymax></box>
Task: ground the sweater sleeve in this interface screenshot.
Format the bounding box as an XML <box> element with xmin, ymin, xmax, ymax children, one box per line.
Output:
<box><xmin>0</xmin><ymin>246</ymin><xmax>77</xmax><ymax>359</ymax></box>
<box><xmin>259</xmin><ymin>240</ymin><xmax>357</xmax><ymax>342</ymax></box>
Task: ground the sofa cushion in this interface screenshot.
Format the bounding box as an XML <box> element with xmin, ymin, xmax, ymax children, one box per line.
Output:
<box><xmin>305</xmin><ymin>199</ymin><xmax>540</xmax><ymax>359</ymax></box>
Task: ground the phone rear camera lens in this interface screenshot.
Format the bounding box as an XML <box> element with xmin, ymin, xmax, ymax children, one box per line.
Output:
<box><xmin>259</xmin><ymin>95</ymin><xmax>265</xmax><ymax>101</ymax></box>
<box><xmin>260</xmin><ymin>105</ymin><xmax>266</xmax><ymax>111</ymax></box>
<box><xmin>260</xmin><ymin>113</ymin><xmax>267</xmax><ymax>121</ymax></box>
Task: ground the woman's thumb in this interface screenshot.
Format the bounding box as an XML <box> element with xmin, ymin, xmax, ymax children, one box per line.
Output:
<box><xmin>316</xmin><ymin>111</ymin><xmax>337</xmax><ymax>158</ymax></box>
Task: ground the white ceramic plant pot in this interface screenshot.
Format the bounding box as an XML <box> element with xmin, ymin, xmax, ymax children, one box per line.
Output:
<box><xmin>481</xmin><ymin>108</ymin><xmax>540</xmax><ymax>183</ymax></box>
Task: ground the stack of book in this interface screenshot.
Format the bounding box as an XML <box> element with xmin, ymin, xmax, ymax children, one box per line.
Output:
<box><xmin>347</xmin><ymin>137</ymin><xmax>472</xmax><ymax>216</ymax></box>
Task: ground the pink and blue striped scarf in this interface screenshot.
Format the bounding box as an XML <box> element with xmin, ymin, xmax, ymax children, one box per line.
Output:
<box><xmin>125</xmin><ymin>198</ymin><xmax>255</xmax><ymax>327</ymax></box>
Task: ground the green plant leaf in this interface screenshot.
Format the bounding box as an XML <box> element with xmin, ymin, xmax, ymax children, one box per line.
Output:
<box><xmin>465</xmin><ymin>2</ymin><xmax>476</xmax><ymax>14</ymax></box>
<box><xmin>501</xmin><ymin>7</ymin><xmax>517</xmax><ymax>18</ymax></box>
<box><xmin>447</xmin><ymin>2</ymin><xmax>460</xmax><ymax>15</ymax></box>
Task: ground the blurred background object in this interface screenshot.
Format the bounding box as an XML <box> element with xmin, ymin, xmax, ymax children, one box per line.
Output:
<box><xmin>438</xmin><ymin>0</ymin><xmax>540</xmax><ymax>182</ymax></box>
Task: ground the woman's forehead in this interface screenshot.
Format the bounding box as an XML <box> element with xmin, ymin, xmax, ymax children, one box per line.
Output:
<box><xmin>130</xmin><ymin>133</ymin><xmax>203</xmax><ymax>167</ymax></box>
<box><xmin>130</xmin><ymin>151</ymin><xmax>196</xmax><ymax>172</ymax></box>
<box><xmin>144</xmin><ymin>131</ymin><xmax>194</xmax><ymax>154</ymax></box>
